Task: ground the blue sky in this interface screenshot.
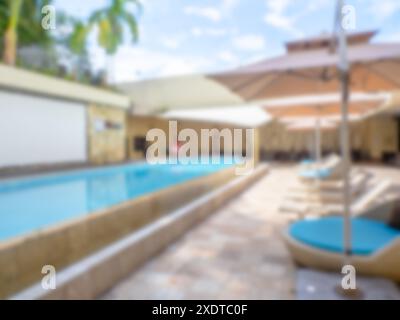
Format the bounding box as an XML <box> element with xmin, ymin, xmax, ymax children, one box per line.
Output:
<box><xmin>54</xmin><ymin>0</ymin><xmax>400</xmax><ymax>83</ymax></box>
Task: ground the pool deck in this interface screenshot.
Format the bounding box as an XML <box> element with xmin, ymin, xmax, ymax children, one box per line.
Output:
<box><xmin>102</xmin><ymin>164</ymin><xmax>400</xmax><ymax>300</ymax></box>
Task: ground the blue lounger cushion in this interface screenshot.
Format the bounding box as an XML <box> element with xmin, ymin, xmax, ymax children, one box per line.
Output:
<box><xmin>301</xmin><ymin>159</ymin><xmax>314</xmax><ymax>165</ymax></box>
<box><xmin>299</xmin><ymin>167</ymin><xmax>331</xmax><ymax>179</ymax></box>
<box><xmin>289</xmin><ymin>216</ymin><xmax>400</xmax><ymax>255</ymax></box>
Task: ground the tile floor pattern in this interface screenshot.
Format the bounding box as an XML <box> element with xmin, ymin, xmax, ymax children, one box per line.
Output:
<box><xmin>101</xmin><ymin>164</ymin><xmax>400</xmax><ymax>300</ymax></box>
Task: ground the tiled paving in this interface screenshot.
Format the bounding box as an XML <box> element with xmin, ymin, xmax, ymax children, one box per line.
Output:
<box><xmin>297</xmin><ymin>269</ymin><xmax>400</xmax><ymax>300</ymax></box>
<box><xmin>101</xmin><ymin>164</ymin><xmax>400</xmax><ymax>300</ymax></box>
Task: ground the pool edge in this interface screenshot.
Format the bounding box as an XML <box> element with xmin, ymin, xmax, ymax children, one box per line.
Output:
<box><xmin>10</xmin><ymin>164</ymin><xmax>268</xmax><ymax>300</ymax></box>
<box><xmin>0</xmin><ymin>165</ymin><xmax>237</xmax><ymax>298</ymax></box>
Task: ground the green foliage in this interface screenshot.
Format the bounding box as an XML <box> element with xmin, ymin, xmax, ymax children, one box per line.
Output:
<box><xmin>18</xmin><ymin>0</ymin><xmax>53</xmax><ymax>47</ymax></box>
<box><xmin>0</xmin><ymin>2</ymin><xmax>8</xmax><ymax>37</ymax></box>
<box><xmin>0</xmin><ymin>0</ymin><xmax>141</xmax><ymax>85</ymax></box>
<box><xmin>0</xmin><ymin>0</ymin><xmax>53</xmax><ymax>49</ymax></box>
<box><xmin>69</xmin><ymin>0</ymin><xmax>141</xmax><ymax>55</ymax></box>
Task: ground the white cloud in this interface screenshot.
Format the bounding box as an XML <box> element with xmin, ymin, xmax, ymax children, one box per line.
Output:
<box><xmin>191</xmin><ymin>28</ymin><xmax>204</xmax><ymax>37</ymax></box>
<box><xmin>184</xmin><ymin>6</ymin><xmax>221</xmax><ymax>22</ymax></box>
<box><xmin>264</xmin><ymin>0</ymin><xmax>300</xmax><ymax>36</ymax></box>
<box><xmin>105</xmin><ymin>46</ymin><xmax>210</xmax><ymax>83</ymax></box>
<box><xmin>221</xmin><ymin>0</ymin><xmax>240</xmax><ymax>13</ymax></box>
<box><xmin>232</xmin><ymin>34</ymin><xmax>266</xmax><ymax>51</ymax></box>
<box><xmin>378</xmin><ymin>32</ymin><xmax>400</xmax><ymax>43</ymax></box>
<box><xmin>266</xmin><ymin>0</ymin><xmax>291</xmax><ymax>16</ymax></box>
<box><xmin>218</xmin><ymin>50</ymin><xmax>238</xmax><ymax>64</ymax></box>
<box><xmin>263</xmin><ymin>0</ymin><xmax>328</xmax><ymax>37</ymax></box>
<box><xmin>264</xmin><ymin>14</ymin><xmax>293</xmax><ymax>30</ymax></box>
<box><xmin>160</xmin><ymin>35</ymin><xmax>185</xmax><ymax>49</ymax></box>
<box><xmin>183</xmin><ymin>0</ymin><xmax>241</xmax><ymax>22</ymax></box>
<box><xmin>191</xmin><ymin>27</ymin><xmax>228</xmax><ymax>37</ymax></box>
<box><xmin>157</xmin><ymin>59</ymin><xmax>205</xmax><ymax>78</ymax></box>
<box><xmin>366</xmin><ymin>0</ymin><xmax>400</xmax><ymax>21</ymax></box>
<box><xmin>161</xmin><ymin>38</ymin><xmax>180</xmax><ymax>49</ymax></box>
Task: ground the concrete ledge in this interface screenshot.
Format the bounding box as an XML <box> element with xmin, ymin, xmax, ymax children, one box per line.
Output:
<box><xmin>0</xmin><ymin>64</ymin><xmax>129</xmax><ymax>108</ymax></box>
<box><xmin>11</xmin><ymin>164</ymin><xmax>268</xmax><ymax>300</ymax></box>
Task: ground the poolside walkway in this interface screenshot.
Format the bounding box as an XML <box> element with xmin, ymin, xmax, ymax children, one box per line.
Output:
<box><xmin>102</xmin><ymin>164</ymin><xmax>400</xmax><ymax>300</ymax></box>
<box><xmin>102</xmin><ymin>165</ymin><xmax>297</xmax><ymax>299</ymax></box>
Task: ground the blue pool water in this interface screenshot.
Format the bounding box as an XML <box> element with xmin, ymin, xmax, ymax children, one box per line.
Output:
<box><xmin>0</xmin><ymin>162</ymin><xmax>230</xmax><ymax>241</ymax></box>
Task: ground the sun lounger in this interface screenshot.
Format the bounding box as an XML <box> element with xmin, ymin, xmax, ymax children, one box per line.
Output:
<box><xmin>299</xmin><ymin>154</ymin><xmax>337</xmax><ymax>170</ymax></box>
<box><xmin>287</xmin><ymin>170</ymin><xmax>371</xmax><ymax>203</ymax></box>
<box><xmin>300</xmin><ymin>159</ymin><xmax>315</xmax><ymax>166</ymax></box>
<box><xmin>280</xmin><ymin>179</ymin><xmax>392</xmax><ymax>216</ymax></box>
<box><xmin>299</xmin><ymin>154</ymin><xmax>344</xmax><ymax>181</ymax></box>
<box><xmin>299</xmin><ymin>167</ymin><xmax>333</xmax><ymax>180</ymax></box>
<box><xmin>292</xmin><ymin>168</ymin><xmax>368</xmax><ymax>190</ymax></box>
<box><xmin>283</xmin><ymin>199</ymin><xmax>400</xmax><ymax>281</ymax></box>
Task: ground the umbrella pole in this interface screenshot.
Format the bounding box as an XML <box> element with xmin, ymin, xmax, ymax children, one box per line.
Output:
<box><xmin>339</xmin><ymin>71</ymin><xmax>351</xmax><ymax>265</ymax></box>
<box><xmin>316</xmin><ymin>117</ymin><xmax>322</xmax><ymax>164</ymax></box>
<box><xmin>337</xmin><ymin>0</ymin><xmax>351</xmax><ymax>272</ymax></box>
<box><xmin>336</xmin><ymin>0</ymin><xmax>362</xmax><ymax>298</ymax></box>
<box><xmin>314</xmin><ymin>123</ymin><xmax>318</xmax><ymax>161</ymax></box>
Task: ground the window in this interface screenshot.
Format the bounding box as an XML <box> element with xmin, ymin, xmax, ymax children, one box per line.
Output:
<box><xmin>133</xmin><ymin>136</ymin><xmax>147</xmax><ymax>152</ymax></box>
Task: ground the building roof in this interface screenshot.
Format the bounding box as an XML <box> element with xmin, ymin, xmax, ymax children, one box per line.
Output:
<box><xmin>117</xmin><ymin>75</ymin><xmax>243</xmax><ymax>115</ymax></box>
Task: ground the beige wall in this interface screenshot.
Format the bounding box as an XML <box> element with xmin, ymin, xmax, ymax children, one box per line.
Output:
<box><xmin>88</xmin><ymin>104</ymin><xmax>127</xmax><ymax>164</ymax></box>
<box><xmin>258</xmin><ymin>115</ymin><xmax>399</xmax><ymax>161</ymax></box>
<box><xmin>354</xmin><ymin>115</ymin><xmax>398</xmax><ymax>160</ymax></box>
<box><xmin>127</xmin><ymin>113</ymin><xmax>400</xmax><ymax>163</ymax></box>
<box><xmin>258</xmin><ymin>120</ymin><xmax>339</xmax><ymax>155</ymax></box>
<box><xmin>127</xmin><ymin>116</ymin><xmax>259</xmax><ymax>163</ymax></box>
<box><xmin>127</xmin><ymin>115</ymin><xmax>169</xmax><ymax>160</ymax></box>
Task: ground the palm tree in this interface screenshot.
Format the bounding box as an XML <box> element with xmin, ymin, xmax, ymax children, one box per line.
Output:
<box><xmin>1</xmin><ymin>0</ymin><xmax>53</xmax><ymax>65</ymax></box>
<box><xmin>18</xmin><ymin>0</ymin><xmax>53</xmax><ymax>48</ymax></box>
<box><xmin>69</xmin><ymin>0</ymin><xmax>141</xmax><ymax>55</ymax></box>
<box><xmin>2</xmin><ymin>0</ymin><xmax>22</xmax><ymax>65</ymax></box>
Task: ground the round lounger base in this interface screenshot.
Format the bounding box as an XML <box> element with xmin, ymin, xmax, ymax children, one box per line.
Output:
<box><xmin>282</xmin><ymin>228</ymin><xmax>400</xmax><ymax>282</ymax></box>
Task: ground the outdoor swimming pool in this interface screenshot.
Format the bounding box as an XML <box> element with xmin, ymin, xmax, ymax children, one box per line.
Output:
<box><xmin>0</xmin><ymin>162</ymin><xmax>231</xmax><ymax>241</ymax></box>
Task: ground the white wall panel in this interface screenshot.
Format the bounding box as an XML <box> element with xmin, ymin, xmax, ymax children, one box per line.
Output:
<box><xmin>0</xmin><ymin>90</ymin><xmax>87</xmax><ymax>167</ymax></box>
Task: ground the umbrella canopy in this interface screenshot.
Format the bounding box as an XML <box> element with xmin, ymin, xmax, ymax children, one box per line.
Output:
<box><xmin>163</xmin><ymin>104</ymin><xmax>271</xmax><ymax>127</ymax></box>
<box><xmin>285</xmin><ymin>118</ymin><xmax>338</xmax><ymax>131</ymax></box>
<box><xmin>265</xmin><ymin>99</ymin><xmax>384</xmax><ymax>118</ymax></box>
<box><xmin>279</xmin><ymin>113</ymin><xmax>362</xmax><ymax>123</ymax></box>
<box><xmin>210</xmin><ymin>31</ymin><xmax>400</xmax><ymax>101</ymax></box>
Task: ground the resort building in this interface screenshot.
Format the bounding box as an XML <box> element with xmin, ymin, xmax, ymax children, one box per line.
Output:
<box><xmin>0</xmin><ymin>64</ymin><xmax>130</xmax><ymax>174</ymax></box>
